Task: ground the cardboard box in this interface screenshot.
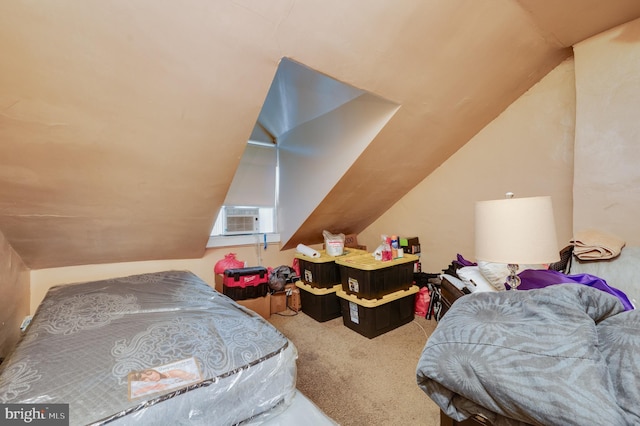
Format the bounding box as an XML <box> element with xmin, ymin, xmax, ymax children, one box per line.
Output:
<box><xmin>216</xmin><ymin>273</ymin><xmax>271</xmax><ymax>319</ymax></box>
<box><xmin>344</xmin><ymin>233</ymin><xmax>367</xmax><ymax>250</ymax></box>
<box><xmin>214</xmin><ymin>273</ymin><xmax>223</xmax><ymax>293</ymax></box>
<box><xmin>236</xmin><ymin>294</ymin><xmax>271</xmax><ymax>320</ymax></box>
<box><xmin>286</xmin><ymin>283</ymin><xmax>301</xmax><ymax>311</ymax></box>
<box><xmin>271</xmin><ymin>291</ymin><xmax>287</xmax><ymax>314</ymax></box>
<box><xmin>271</xmin><ymin>284</ymin><xmax>302</xmax><ymax>313</ymax></box>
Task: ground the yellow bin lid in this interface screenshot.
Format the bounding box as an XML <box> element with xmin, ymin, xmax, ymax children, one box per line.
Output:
<box><xmin>336</xmin><ymin>285</ymin><xmax>419</xmax><ymax>307</ymax></box>
<box><xmin>294</xmin><ymin>248</ymin><xmax>368</xmax><ymax>264</ymax></box>
<box><xmin>334</xmin><ymin>253</ymin><xmax>419</xmax><ymax>270</ymax></box>
<box><xmin>295</xmin><ymin>281</ymin><xmax>342</xmax><ymax>296</ymax></box>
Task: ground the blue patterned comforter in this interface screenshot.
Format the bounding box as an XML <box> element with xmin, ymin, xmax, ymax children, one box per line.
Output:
<box><xmin>416</xmin><ymin>284</ymin><xmax>640</xmax><ymax>426</ymax></box>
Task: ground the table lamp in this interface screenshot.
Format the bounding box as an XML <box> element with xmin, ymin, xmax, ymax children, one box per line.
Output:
<box><xmin>475</xmin><ymin>193</ymin><xmax>560</xmax><ymax>290</ymax></box>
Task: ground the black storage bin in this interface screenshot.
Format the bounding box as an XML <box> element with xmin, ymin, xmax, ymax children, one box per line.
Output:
<box><xmin>337</xmin><ymin>286</ymin><xmax>419</xmax><ymax>338</ymax></box>
<box><xmin>335</xmin><ymin>253</ymin><xmax>419</xmax><ymax>299</ymax></box>
<box><xmin>294</xmin><ymin>249</ymin><xmax>367</xmax><ymax>289</ymax></box>
<box><xmin>296</xmin><ymin>281</ymin><xmax>343</xmax><ymax>322</ymax></box>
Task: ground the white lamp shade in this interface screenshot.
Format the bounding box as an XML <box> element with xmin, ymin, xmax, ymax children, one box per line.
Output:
<box><xmin>475</xmin><ymin>196</ymin><xmax>560</xmax><ymax>265</ymax></box>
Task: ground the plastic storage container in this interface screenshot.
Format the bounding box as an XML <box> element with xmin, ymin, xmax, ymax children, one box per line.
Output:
<box><xmin>335</xmin><ymin>253</ymin><xmax>419</xmax><ymax>299</ymax></box>
<box><xmin>223</xmin><ymin>266</ymin><xmax>269</xmax><ymax>300</ymax></box>
<box><xmin>295</xmin><ymin>248</ymin><xmax>367</xmax><ymax>289</ymax></box>
<box><xmin>296</xmin><ymin>281</ymin><xmax>343</xmax><ymax>322</ymax></box>
<box><xmin>337</xmin><ymin>286</ymin><xmax>419</xmax><ymax>338</ymax></box>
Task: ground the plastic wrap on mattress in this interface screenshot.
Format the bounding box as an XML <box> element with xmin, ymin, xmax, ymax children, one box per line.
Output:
<box><xmin>0</xmin><ymin>271</ymin><xmax>297</xmax><ymax>426</ymax></box>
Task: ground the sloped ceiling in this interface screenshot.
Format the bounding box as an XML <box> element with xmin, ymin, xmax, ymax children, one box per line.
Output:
<box><xmin>2</xmin><ymin>1</ymin><xmax>640</xmax><ymax>269</ymax></box>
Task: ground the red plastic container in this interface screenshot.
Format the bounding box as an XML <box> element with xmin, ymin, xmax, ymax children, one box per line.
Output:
<box><xmin>223</xmin><ymin>267</ymin><xmax>269</xmax><ymax>300</ymax></box>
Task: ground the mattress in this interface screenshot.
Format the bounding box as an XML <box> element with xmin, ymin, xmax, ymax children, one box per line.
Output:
<box><xmin>0</xmin><ymin>270</ymin><xmax>297</xmax><ymax>425</ymax></box>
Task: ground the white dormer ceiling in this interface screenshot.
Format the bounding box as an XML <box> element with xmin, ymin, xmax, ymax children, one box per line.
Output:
<box><xmin>242</xmin><ymin>58</ymin><xmax>399</xmax><ymax>247</ymax></box>
<box><xmin>2</xmin><ymin>1</ymin><xmax>640</xmax><ymax>269</ymax></box>
<box><xmin>256</xmin><ymin>58</ymin><xmax>366</xmax><ymax>143</ymax></box>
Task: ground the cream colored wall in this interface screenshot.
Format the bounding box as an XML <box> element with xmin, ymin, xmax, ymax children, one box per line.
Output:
<box><xmin>0</xmin><ymin>230</ymin><xmax>30</xmax><ymax>359</ymax></box>
<box><xmin>29</xmin><ymin>243</ymin><xmax>304</xmax><ymax>314</ymax></box>
<box><xmin>360</xmin><ymin>58</ymin><xmax>577</xmax><ymax>272</ymax></box>
<box><xmin>573</xmin><ymin>18</ymin><xmax>640</xmax><ymax>242</ymax></box>
<box><xmin>29</xmin><ymin>19</ymin><xmax>640</xmax><ymax>314</ymax></box>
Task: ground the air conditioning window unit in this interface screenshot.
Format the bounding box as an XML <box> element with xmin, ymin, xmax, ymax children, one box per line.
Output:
<box><xmin>223</xmin><ymin>207</ymin><xmax>260</xmax><ymax>235</ymax></box>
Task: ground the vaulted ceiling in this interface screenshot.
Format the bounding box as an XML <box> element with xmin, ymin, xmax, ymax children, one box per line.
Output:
<box><xmin>2</xmin><ymin>1</ymin><xmax>640</xmax><ymax>269</ymax></box>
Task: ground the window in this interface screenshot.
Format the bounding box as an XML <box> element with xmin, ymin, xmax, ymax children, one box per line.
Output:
<box><xmin>208</xmin><ymin>141</ymin><xmax>278</xmax><ymax>245</ymax></box>
<box><xmin>207</xmin><ymin>58</ymin><xmax>398</xmax><ymax>248</ymax></box>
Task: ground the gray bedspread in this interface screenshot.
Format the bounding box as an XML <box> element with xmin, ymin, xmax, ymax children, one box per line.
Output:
<box><xmin>0</xmin><ymin>271</ymin><xmax>297</xmax><ymax>425</ymax></box>
<box><xmin>416</xmin><ymin>284</ymin><xmax>640</xmax><ymax>426</ymax></box>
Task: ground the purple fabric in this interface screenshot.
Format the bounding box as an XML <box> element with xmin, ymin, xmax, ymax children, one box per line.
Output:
<box><xmin>456</xmin><ymin>254</ymin><xmax>477</xmax><ymax>267</ymax></box>
<box><xmin>517</xmin><ymin>268</ymin><xmax>634</xmax><ymax>311</ymax></box>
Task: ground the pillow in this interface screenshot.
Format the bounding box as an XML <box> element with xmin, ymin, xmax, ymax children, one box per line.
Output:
<box><xmin>456</xmin><ymin>266</ymin><xmax>497</xmax><ymax>293</ymax></box>
<box><xmin>477</xmin><ymin>261</ymin><xmax>547</xmax><ymax>291</ymax></box>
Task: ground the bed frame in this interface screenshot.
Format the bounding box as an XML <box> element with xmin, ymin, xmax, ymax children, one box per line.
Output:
<box><xmin>440</xmin><ymin>410</ymin><xmax>493</xmax><ymax>426</ymax></box>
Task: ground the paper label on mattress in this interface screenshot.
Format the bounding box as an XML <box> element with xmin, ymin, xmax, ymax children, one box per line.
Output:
<box><xmin>349</xmin><ymin>301</ymin><xmax>359</xmax><ymax>324</ymax></box>
<box><xmin>348</xmin><ymin>277</ymin><xmax>359</xmax><ymax>292</ymax></box>
<box><xmin>128</xmin><ymin>357</ymin><xmax>202</xmax><ymax>400</ymax></box>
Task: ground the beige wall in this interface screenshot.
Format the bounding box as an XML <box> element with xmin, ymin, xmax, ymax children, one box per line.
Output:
<box><xmin>29</xmin><ymin>243</ymin><xmax>303</xmax><ymax>314</ymax></box>
<box><xmin>25</xmin><ymin>20</ymin><xmax>640</xmax><ymax>316</ymax></box>
<box><xmin>360</xmin><ymin>58</ymin><xmax>577</xmax><ymax>272</ymax></box>
<box><xmin>573</xmin><ymin>18</ymin><xmax>640</xmax><ymax>242</ymax></box>
<box><xmin>0</xmin><ymin>230</ymin><xmax>29</xmax><ymax>360</ymax></box>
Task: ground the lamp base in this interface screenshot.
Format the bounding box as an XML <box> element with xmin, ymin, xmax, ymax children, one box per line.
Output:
<box><xmin>505</xmin><ymin>263</ymin><xmax>521</xmax><ymax>290</ymax></box>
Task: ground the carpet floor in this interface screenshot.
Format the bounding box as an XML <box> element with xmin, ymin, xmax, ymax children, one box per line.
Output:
<box><xmin>268</xmin><ymin>307</ymin><xmax>441</xmax><ymax>426</ymax></box>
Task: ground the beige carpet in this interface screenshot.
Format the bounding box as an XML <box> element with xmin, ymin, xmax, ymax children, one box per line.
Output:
<box><xmin>268</xmin><ymin>308</ymin><xmax>441</xmax><ymax>426</ymax></box>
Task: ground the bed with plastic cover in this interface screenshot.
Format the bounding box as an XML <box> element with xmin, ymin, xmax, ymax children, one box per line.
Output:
<box><xmin>0</xmin><ymin>270</ymin><xmax>298</xmax><ymax>425</ymax></box>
